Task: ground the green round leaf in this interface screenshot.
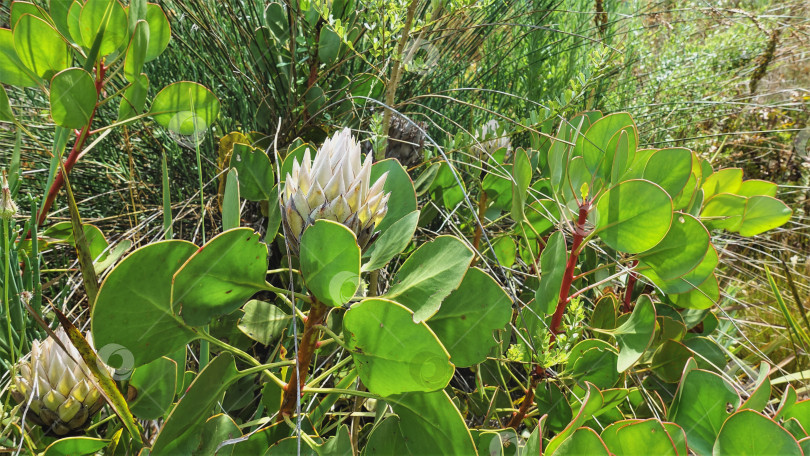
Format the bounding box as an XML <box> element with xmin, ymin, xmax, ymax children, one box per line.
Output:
<box><xmin>79</xmin><ymin>0</ymin><xmax>128</xmax><ymax>56</ymax></box>
<box><xmin>638</xmin><ymin>213</ymin><xmax>710</xmax><ymax>281</ymax></box>
<box><xmin>601</xmin><ymin>419</ymin><xmax>680</xmax><ymax>456</ymax></box>
<box><xmin>644</xmin><ymin>245</ymin><xmax>718</xmax><ymax>294</ymax></box>
<box><xmin>611</xmin><ymin>295</ymin><xmax>656</xmax><ymax>372</ymax></box>
<box><xmin>386</xmin><ymin>391</ymin><xmax>477</xmax><ymax>455</ymax></box>
<box><xmin>738</xmin><ymin>195</ymin><xmax>792</xmax><ymax>236</ymax></box>
<box><xmin>11</xmin><ymin>2</ymin><xmax>53</xmax><ymax>31</ymax></box>
<box><xmin>535</xmin><ymin>231</ymin><xmax>566</xmax><ymax>315</ymax></box>
<box><xmin>536</xmin><ymin>382</ymin><xmax>573</xmax><ymax>433</ymax></box>
<box><xmin>143</xmin><ymin>3</ymin><xmax>170</xmax><ymax>61</ymax></box>
<box><xmin>43</xmin><ymin>437</ymin><xmax>108</xmax><ymax>456</ymax></box>
<box><xmin>13</xmin><ymin>14</ymin><xmax>70</xmax><ymax>79</ymax></box>
<box><xmin>364</xmin><ymin>416</ymin><xmax>409</xmax><ymax>455</ymax></box>
<box><xmin>172</xmin><ymin>228</ymin><xmax>268</xmax><ymax>326</ymax></box>
<box><xmin>714</xmin><ymin>410</ymin><xmax>802</xmax><ymax>456</ymax></box>
<box><xmin>0</xmin><ymin>85</ymin><xmax>14</xmax><ymax>121</ymax></box>
<box><xmin>196</xmin><ymin>414</ymin><xmax>243</xmax><ymax>455</ymax></box>
<box><xmin>555</xmin><ymin>427</ymin><xmax>609</xmax><ymax>456</ymax></box>
<box><xmin>318</xmin><ymin>26</ymin><xmax>341</xmax><ymax>64</ymax></box>
<box><xmin>92</xmin><ymin>240</ymin><xmax>198</xmax><ymax>368</ymax></box>
<box><xmin>300</xmin><ymin>220</ymin><xmax>361</xmax><ymax>307</ymax></box>
<box><xmin>0</xmin><ymin>28</ymin><xmax>41</xmax><ymax>87</ymax></box>
<box><xmin>384</xmin><ymin>235</ymin><xmax>473</xmax><ymax>322</ymax></box>
<box><xmin>511</xmin><ymin>148</ymin><xmax>532</xmax><ymax>223</ymax></box>
<box><xmin>577</xmin><ymin>112</ymin><xmax>638</xmax><ymax>179</ymax></box>
<box><xmin>117</xmin><ymin>72</ymin><xmax>149</xmax><ymax>122</ymax></box>
<box><xmin>124</xmin><ymin>19</ymin><xmax>149</xmax><ymax>82</ymax></box>
<box><xmin>594</xmin><ymin>179</ymin><xmax>673</xmax><ymax>254</ymax></box>
<box><xmin>701</xmin><ymin>193</ymin><xmax>747</xmax><ymax>231</ymax></box>
<box><xmin>571</xmin><ymin>346</ymin><xmax>619</xmax><ymax>389</ymax></box>
<box><xmin>643</xmin><ymin>148</ymin><xmax>692</xmax><ymax>199</ymax></box>
<box><xmin>344</xmin><ymin>298</ymin><xmax>454</xmax><ymax>396</ymax></box>
<box><xmin>545</xmin><ymin>383</ymin><xmax>605</xmax><ymax>456</ymax></box>
<box><xmin>427</xmin><ymin>268</ymin><xmax>512</xmax><ymax>367</ymax></box>
<box><xmin>230</xmin><ymin>143</ymin><xmax>274</xmax><ymax>202</ymax></box>
<box><xmin>151</xmin><ymin>354</ymin><xmax>240</xmax><ymax>455</ymax></box>
<box><xmin>149</xmin><ymin>81</ymin><xmax>220</xmax><ymax>135</ymax></box>
<box><xmin>701</xmin><ymin>167</ymin><xmax>742</xmax><ymax>200</ymax></box>
<box><xmin>371</xmin><ymin>158</ymin><xmax>417</xmax><ymax>234</ymax></box>
<box><xmin>651</xmin><ymin>340</ymin><xmax>693</xmax><ymax>383</ymax></box>
<box><xmin>237</xmin><ymin>300</ymin><xmax>291</xmax><ymax>345</ymax></box>
<box><xmin>362</xmin><ymin>210</ymin><xmax>419</xmax><ymax>272</ymax></box>
<box><xmin>669</xmin><ymin>368</ymin><xmax>741</xmax><ymax>456</ymax></box>
<box><xmin>670</xmin><ymin>273</ymin><xmax>719</xmax><ymax>310</ymax></box>
<box><xmin>66</xmin><ymin>0</ymin><xmax>83</xmax><ymax>44</ymax></box>
<box><xmin>49</xmin><ymin>68</ymin><xmax>97</xmax><ymax>129</ymax></box>
<box><xmin>489</xmin><ymin>235</ymin><xmax>516</xmax><ymax>268</ymax></box>
<box><xmin>737</xmin><ymin>179</ymin><xmax>777</xmax><ymax>197</ymax></box>
<box><xmin>128</xmin><ymin>356</ymin><xmax>177</xmax><ymax>420</ymax></box>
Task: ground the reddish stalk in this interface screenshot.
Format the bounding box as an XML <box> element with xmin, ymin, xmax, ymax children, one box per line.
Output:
<box><xmin>277</xmin><ymin>298</ymin><xmax>329</xmax><ymax>421</ymax></box>
<box><xmin>550</xmin><ymin>202</ymin><xmax>590</xmax><ymax>340</ymax></box>
<box><xmin>506</xmin><ymin>378</ymin><xmax>537</xmax><ymax>429</ymax></box>
<box><xmin>506</xmin><ymin>365</ymin><xmax>547</xmax><ymax>429</ymax></box>
<box><xmin>472</xmin><ymin>192</ymin><xmax>488</xmax><ymax>252</ymax></box>
<box><xmin>37</xmin><ymin>64</ymin><xmax>107</xmax><ymax>227</ymax></box>
<box><xmin>623</xmin><ymin>260</ymin><xmax>639</xmax><ymax>313</ymax></box>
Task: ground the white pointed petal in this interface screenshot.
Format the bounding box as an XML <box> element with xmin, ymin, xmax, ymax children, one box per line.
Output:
<box><xmin>306</xmin><ymin>181</ymin><xmax>326</xmax><ymax>209</ymax></box>
<box><xmin>291</xmin><ymin>189</ymin><xmax>311</xmax><ymax>217</ymax></box>
<box><xmin>368</xmin><ymin>171</ymin><xmax>389</xmax><ymax>198</ymax></box>
<box><xmin>331</xmin><ymin>195</ymin><xmax>352</xmax><ymax>222</ymax></box>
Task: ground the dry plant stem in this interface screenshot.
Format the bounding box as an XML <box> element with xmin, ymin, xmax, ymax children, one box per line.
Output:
<box><xmin>37</xmin><ymin>64</ymin><xmax>107</xmax><ymax>227</ymax></box>
<box><xmin>623</xmin><ymin>260</ymin><xmax>639</xmax><ymax>313</ymax></box>
<box><xmin>379</xmin><ymin>0</ymin><xmax>419</xmax><ymax>160</ymax></box>
<box><xmin>277</xmin><ymin>298</ymin><xmax>329</xmax><ymax>421</ymax></box>
<box><xmin>550</xmin><ymin>203</ymin><xmax>590</xmax><ymax>340</ymax></box>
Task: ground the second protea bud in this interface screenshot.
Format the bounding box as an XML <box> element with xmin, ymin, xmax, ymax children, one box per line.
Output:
<box><xmin>474</xmin><ymin>119</ymin><xmax>511</xmax><ymax>159</ymax></box>
<box><xmin>282</xmin><ymin>128</ymin><xmax>391</xmax><ymax>254</ymax></box>
<box><xmin>11</xmin><ymin>327</ymin><xmax>113</xmax><ymax>435</ymax></box>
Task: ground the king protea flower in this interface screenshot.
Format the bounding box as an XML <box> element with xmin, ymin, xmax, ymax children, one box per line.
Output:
<box><xmin>11</xmin><ymin>328</ymin><xmax>112</xmax><ymax>435</ymax></box>
<box><xmin>282</xmin><ymin>128</ymin><xmax>390</xmax><ymax>254</ymax></box>
<box><xmin>475</xmin><ymin>119</ymin><xmax>511</xmax><ymax>158</ymax></box>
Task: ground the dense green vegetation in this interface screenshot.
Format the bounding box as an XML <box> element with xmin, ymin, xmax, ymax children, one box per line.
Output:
<box><xmin>0</xmin><ymin>0</ymin><xmax>808</xmax><ymax>454</ymax></box>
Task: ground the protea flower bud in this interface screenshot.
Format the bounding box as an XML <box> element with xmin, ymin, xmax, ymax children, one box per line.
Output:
<box><xmin>474</xmin><ymin>119</ymin><xmax>511</xmax><ymax>159</ymax></box>
<box><xmin>282</xmin><ymin>128</ymin><xmax>390</xmax><ymax>254</ymax></box>
<box><xmin>11</xmin><ymin>328</ymin><xmax>112</xmax><ymax>435</ymax></box>
<box><xmin>385</xmin><ymin>115</ymin><xmax>427</xmax><ymax>167</ymax></box>
<box><xmin>0</xmin><ymin>172</ymin><xmax>17</xmax><ymax>221</ymax></box>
